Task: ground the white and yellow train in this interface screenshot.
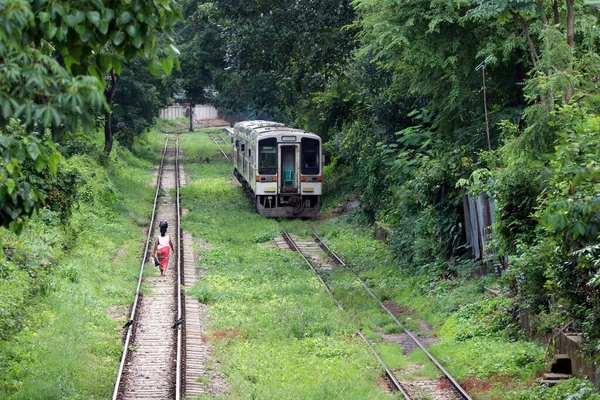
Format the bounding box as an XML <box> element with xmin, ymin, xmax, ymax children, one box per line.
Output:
<box><xmin>232</xmin><ymin>120</ymin><xmax>322</xmax><ymax>217</ymax></box>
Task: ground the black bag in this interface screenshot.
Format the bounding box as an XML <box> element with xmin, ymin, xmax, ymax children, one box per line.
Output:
<box><xmin>153</xmin><ymin>256</ymin><xmax>160</xmax><ymax>267</ymax></box>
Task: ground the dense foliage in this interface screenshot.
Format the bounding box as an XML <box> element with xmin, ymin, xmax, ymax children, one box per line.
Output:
<box><xmin>0</xmin><ymin>0</ymin><xmax>181</xmax><ymax>230</ymax></box>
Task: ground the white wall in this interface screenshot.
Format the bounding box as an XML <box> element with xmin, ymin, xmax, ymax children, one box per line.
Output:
<box><xmin>194</xmin><ymin>104</ymin><xmax>218</xmax><ymax>120</ymax></box>
<box><xmin>159</xmin><ymin>104</ymin><xmax>218</xmax><ymax>120</ymax></box>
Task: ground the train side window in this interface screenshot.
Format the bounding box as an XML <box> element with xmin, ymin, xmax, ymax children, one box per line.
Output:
<box><xmin>258</xmin><ymin>138</ymin><xmax>277</xmax><ymax>175</ymax></box>
<box><xmin>301</xmin><ymin>138</ymin><xmax>320</xmax><ymax>175</ymax></box>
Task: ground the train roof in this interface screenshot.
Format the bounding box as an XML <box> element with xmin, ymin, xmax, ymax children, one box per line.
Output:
<box><xmin>235</xmin><ymin>120</ymin><xmax>320</xmax><ymax>141</ymax></box>
<box><xmin>234</xmin><ymin>120</ymin><xmax>285</xmax><ymax>130</ymax></box>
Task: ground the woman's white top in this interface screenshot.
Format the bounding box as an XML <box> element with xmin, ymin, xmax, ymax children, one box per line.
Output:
<box><xmin>157</xmin><ymin>235</ymin><xmax>170</xmax><ymax>249</ymax></box>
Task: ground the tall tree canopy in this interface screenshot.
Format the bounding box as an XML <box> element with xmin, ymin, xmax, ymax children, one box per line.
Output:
<box><xmin>0</xmin><ymin>0</ymin><xmax>181</xmax><ymax>231</ymax></box>
<box><xmin>176</xmin><ymin>0</ymin><xmax>356</xmax><ymax>122</ymax></box>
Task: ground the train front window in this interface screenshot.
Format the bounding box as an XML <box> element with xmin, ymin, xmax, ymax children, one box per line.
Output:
<box><xmin>258</xmin><ymin>138</ymin><xmax>277</xmax><ymax>175</ymax></box>
<box><xmin>301</xmin><ymin>138</ymin><xmax>320</xmax><ymax>175</ymax></box>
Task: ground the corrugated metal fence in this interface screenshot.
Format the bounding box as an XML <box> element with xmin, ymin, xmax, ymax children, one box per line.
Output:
<box><xmin>463</xmin><ymin>194</ymin><xmax>495</xmax><ymax>260</ymax></box>
<box><xmin>160</xmin><ymin>104</ymin><xmax>218</xmax><ymax>120</ymax></box>
<box><xmin>160</xmin><ymin>105</ymin><xmax>184</xmax><ymax>119</ymax></box>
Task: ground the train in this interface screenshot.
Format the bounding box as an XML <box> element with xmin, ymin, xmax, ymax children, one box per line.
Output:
<box><xmin>232</xmin><ymin>120</ymin><xmax>322</xmax><ymax>217</ymax></box>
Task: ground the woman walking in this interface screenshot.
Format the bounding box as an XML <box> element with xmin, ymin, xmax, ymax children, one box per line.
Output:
<box><xmin>152</xmin><ymin>220</ymin><xmax>175</xmax><ymax>276</ymax></box>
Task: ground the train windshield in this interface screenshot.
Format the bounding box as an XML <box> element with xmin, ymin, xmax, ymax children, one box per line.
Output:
<box><xmin>301</xmin><ymin>138</ymin><xmax>320</xmax><ymax>175</ymax></box>
<box><xmin>258</xmin><ymin>138</ymin><xmax>277</xmax><ymax>174</ymax></box>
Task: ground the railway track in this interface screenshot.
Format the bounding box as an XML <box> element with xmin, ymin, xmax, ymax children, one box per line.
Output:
<box><xmin>112</xmin><ymin>135</ymin><xmax>184</xmax><ymax>399</ymax></box>
<box><xmin>279</xmin><ymin>223</ymin><xmax>471</xmax><ymax>400</ymax></box>
<box><xmin>208</xmin><ymin>133</ymin><xmax>231</xmax><ymax>161</ymax></box>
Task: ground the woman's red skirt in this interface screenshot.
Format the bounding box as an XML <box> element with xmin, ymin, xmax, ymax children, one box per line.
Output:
<box><xmin>157</xmin><ymin>246</ymin><xmax>170</xmax><ymax>271</ymax></box>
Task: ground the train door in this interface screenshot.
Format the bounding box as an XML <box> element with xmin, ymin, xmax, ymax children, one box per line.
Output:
<box><xmin>279</xmin><ymin>144</ymin><xmax>298</xmax><ymax>192</ymax></box>
<box><xmin>241</xmin><ymin>142</ymin><xmax>246</xmax><ymax>175</ymax></box>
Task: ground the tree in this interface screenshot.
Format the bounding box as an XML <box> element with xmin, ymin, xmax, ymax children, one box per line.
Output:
<box><xmin>198</xmin><ymin>0</ymin><xmax>356</xmax><ymax>121</ymax></box>
<box><xmin>0</xmin><ymin>0</ymin><xmax>182</xmax><ymax>230</ymax></box>
<box><xmin>175</xmin><ymin>1</ymin><xmax>226</xmax><ymax>104</ymax></box>
<box><xmin>112</xmin><ymin>58</ymin><xmax>173</xmax><ymax>148</ymax></box>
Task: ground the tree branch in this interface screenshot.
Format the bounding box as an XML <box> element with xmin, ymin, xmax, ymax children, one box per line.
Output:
<box><xmin>510</xmin><ymin>9</ymin><xmax>539</xmax><ymax>67</ymax></box>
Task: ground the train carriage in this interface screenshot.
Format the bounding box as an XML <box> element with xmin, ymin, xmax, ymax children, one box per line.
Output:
<box><xmin>233</xmin><ymin>120</ymin><xmax>322</xmax><ymax>217</ymax></box>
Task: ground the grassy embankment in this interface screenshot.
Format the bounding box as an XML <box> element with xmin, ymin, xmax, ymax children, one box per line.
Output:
<box><xmin>0</xmin><ymin>129</ymin><xmax>164</xmax><ymax>399</ymax></box>
<box><xmin>178</xmin><ymin>128</ymin><xmax>395</xmax><ymax>399</ymax></box>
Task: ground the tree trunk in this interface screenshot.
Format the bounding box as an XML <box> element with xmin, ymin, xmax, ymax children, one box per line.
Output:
<box><xmin>511</xmin><ymin>10</ymin><xmax>539</xmax><ymax>67</ymax></box>
<box><xmin>537</xmin><ymin>0</ymin><xmax>549</xmax><ymax>26</ymax></box>
<box><xmin>103</xmin><ymin>69</ymin><xmax>120</xmax><ymax>156</ymax></box>
<box><xmin>566</xmin><ymin>0</ymin><xmax>574</xmax><ymax>47</ymax></box>
<box><xmin>553</xmin><ymin>0</ymin><xmax>560</xmax><ymax>25</ymax></box>
<box><xmin>564</xmin><ymin>0</ymin><xmax>575</xmax><ymax>104</ymax></box>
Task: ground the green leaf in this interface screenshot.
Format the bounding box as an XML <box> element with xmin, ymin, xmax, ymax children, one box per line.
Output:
<box><xmin>112</xmin><ymin>58</ymin><xmax>122</xmax><ymax>75</ymax></box>
<box><xmin>64</xmin><ymin>11</ymin><xmax>85</xmax><ymax>27</ymax></box>
<box><xmin>79</xmin><ymin>27</ymin><xmax>92</xmax><ymax>43</ymax></box>
<box><xmin>160</xmin><ymin>58</ymin><xmax>174</xmax><ymax>74</ymax></box>
<box><xmin>146</xmin><ymin>14</ymin><xmax>158</xmax><ymax>27</ymax></box>
<box><xmin>147</xmin><ymin>58</ymin><xmax>162</xmax><ymax>76</ymax></box>
<box><xmin>126</xmin><ymin>23</ymin><xmax>138</xmax><ymax>37</ymax></box>
<box><xmin>89</xmin><ymin>0</ymin><xmax>104</xmax><ymax>9</ymax></box>
<box><xmin>49</xmin><ymin>3</ymin><xmax>65</xmax><ymax>18</ymax></box>
<box><xmin>87</xmin><ymin>64</ymin><xmax>102</xmax><ymax>80</ymax></box>
<box><xmin>131</xmin><ymin>35</ymin><xmax>143</xmax><ymax>49</ymax></box>
<box><xmin>103</xmin><ymin>9</ymin><xmax>115</xmax><ymax>22</ymax></box>
<box><xmin>67</xmin><ymin>44</ymin><xmax>83</xmax><ymax>61</ymax></box>
<box><xmin>34</xmin><ymin>156</ymin><xmax>46</xmax><ymax>172</ymax></box>
<box><xmin>87</xmin><ymin>11</ymin><xmax>101</xmax><ymax>26</ymax></box>
<box><xmin>98</xmin><ymin>19</ymin><xmax>109</xmax><ymax>35</ymax></box>
<box><xmin>26</xmin><ymin>143</ymin><xmax>40</xmax><ymax>161</ymax></box>
<box><xmin>56</xmin><ymin>25</ymin><xmax>68</xmax><ymax>41</ymax></box>
<box><xmin>573</xmin><ymin>221</ymin><xmax>587</xmax><ymax>238</ymax></box>
<box><xmin>48</xmin><ymin>152</ymin><xmax>61</xmax><ymax>175</ymax></box>
<box><xmin>5</xmin><ymin>178</ymin><xmax>15</xmax><ymax>195</ymax></box>
<box><xmin>112</xmin><ymin>31</ymin><xmax>126</xmax><ymax>46</ymax></box>
<box><xmin>71</xmin><ymin>61</ymin><xmax>87</xmax><ymax>76</ymax></box>
<box><xmin>39</xmin><ymin>12</ymin><xmax>50</xmax><ymax>23</ymax></box>
<box><xmin>118</xmin><ymin>11</ymin><xmax>133</xmax><ymax>26</ymax></box>
<box><xmin>46</xmin><ymin>23</ymin><xmax>58</xmax><ymax>39</ymax></box>
<box><xmin>97</xmin><ymin>54</ymin><xmax>112</xmax><ymax>72</ymax></box>
<box><xmin>5</xmin><ymin>161</ymin><xmax>14</xmax><ymax>175</ymax></box>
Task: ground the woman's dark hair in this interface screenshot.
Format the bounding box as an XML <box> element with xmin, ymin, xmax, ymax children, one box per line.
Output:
<box><xmin>159</xmin><ymin>220</ymin><xmax>168</xmax><ymax>236</ymax></box>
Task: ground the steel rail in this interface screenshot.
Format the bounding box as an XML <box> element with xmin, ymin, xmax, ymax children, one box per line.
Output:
<box><xmin>112</xmin><ymin>136</ymin><xmax>170</xmax><ymax>400</ymax></box>
<box><xmin>309</xmin><ymin>226</ymin><xmax>473</xmax><ymax>400</ymax></box>
<box><xmin>279</xmin><ymin>224</ymin><xmax>410</xmax><ymax>399</ymax></box>
<box><xmin>217</xmin><ymin>134</ymin><xmax>232</xmax><ymax>149</ymax></box>
<box><xmin>209</xmin><ymin>134</ymin><xmax>230</xmax><ymax>162</ymax></box>
<box><xmin>161</xmin><ymin>128</ymin><xmax>188</xmax><ymax>135</ymax></box>
<box><xmin>175</xmin><ymin>135</ymin><xmax>183</xmax><ymax>399</ymax></box>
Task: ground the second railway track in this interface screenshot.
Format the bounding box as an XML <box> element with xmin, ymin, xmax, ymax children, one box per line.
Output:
<box><xmin>209</xmin><ymin>133</ymin><xmax>231</xmax><ymax>161</ymax></box>
<box><xmin>279</xmin><ymin>223</ymin><xmax>471</xmax><ymax>400</ymax></box>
